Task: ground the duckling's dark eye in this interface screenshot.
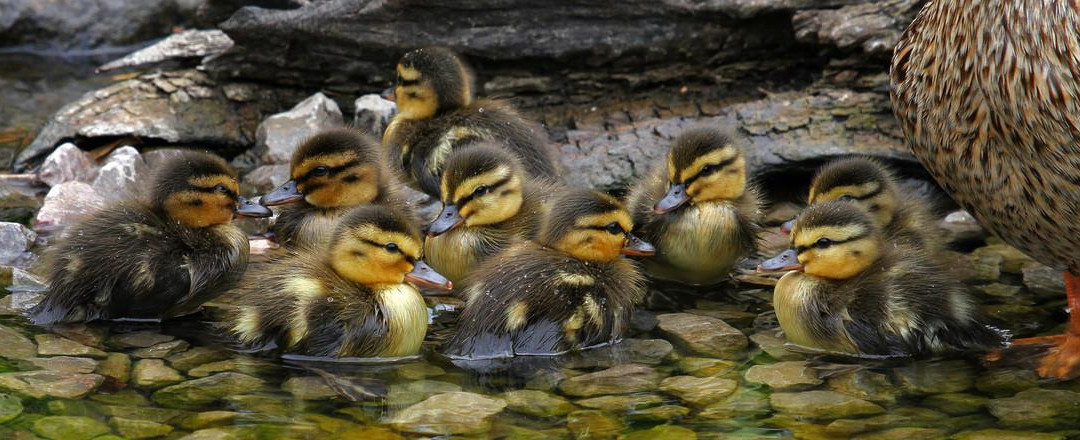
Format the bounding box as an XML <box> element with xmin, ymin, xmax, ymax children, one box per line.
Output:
<box><xmin>604</xmin><ymin>222</ymin><xmax>624</xmax><ymax>235</ymax></box>
<box><xmin>838</xmin><ymin>195</ymin><xmax>855</xmax><ymax>202</ymax></box>
<box><xmin>311</xmin><ymin>166</ymin><xmax>330</xmax><ymax>177</ymax></box>
<box><xmin>815</xmin><ymin>238</ymin><xmax>833</xmax><ymax>248</ymax></box>
<box><xmin>213</xmin><ymin>184</ymin><xmax>228</xmax><ymax>194</ymax></box>
<box><xmin>384</xmin><ymin>243</ymin><xmax>400</xmax><ymax>253</ymax></box>
<box><xmin>473</xmin><ymin>185</ymin><xmax>491</xmax><ymax>197</ymax></box>
<box><xmin>700</xmin><ymin>164</ymin><xmax>722</xmax><ymax>175</ymax></box>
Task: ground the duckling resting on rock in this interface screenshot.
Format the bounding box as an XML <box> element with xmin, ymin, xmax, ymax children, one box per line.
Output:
<box><xmin>260</xmin><ymin>128</ymin><xmax>412</xmax><ymax>248</ymax></box>
<box><xmin>228</xmin><ymin>205</ymin><xmax>451</xmax><ymax>358</ymax></box>
<box><xmin>382</xmin><ymin>47</ymin><xmax>558</xmax><ymax>196</ymax></box>
<box><xmin>443</xmin><ymin>189</ymin><xmax>654</xmax><ymax>359</ymax></box>
<box><xmin>30</xmin><ymin>151</ymin><xmax>273</xmax><ymax>324</ymax></box>
<box><xmin>797</xmin><ymin>157</ymin><xmax>940</xmax><ymax>252</ymax></box>
<box><xmin>626</xmin><ymin>126</ymin><xmax>761</xmax><ymax>285</ymax></box>
<box><xmin>758</xmin><ymin>202</ymin><xmax>1006</xmax><ymax>357</ymax></box>
<box><xmin>424</xmin><ymin>143</ymin><xmax>552</xmax><ymax>287</ymax></box>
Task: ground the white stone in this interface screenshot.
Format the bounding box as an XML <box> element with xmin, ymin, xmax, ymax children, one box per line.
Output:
<box><xmin>34</xmin><ymin>182</ymin><xmax>106</xmax><ymax>232</ymax></box>
<box><xmin>92</xmin><ymin>146</ymin><xmax>147</xmax><ymax>202</ymax></box>
<box><xmin>254</xmin><ymin>93</ymin><xmax>343</xmax><ymax>165</ymax></box>
<box><xmin>0</xmin><ymin>222</ymin><xmax>36</xmax><ymax>265</ymax></box>
<box><xmin>353</xmin><ymin>94</ymin><xmax>397</xmax><ymax>139</ymax></box>
<box><xmin>37</xmin><ymin>143</ymin><xmax>97</xmax><ymax>187</ymax></box>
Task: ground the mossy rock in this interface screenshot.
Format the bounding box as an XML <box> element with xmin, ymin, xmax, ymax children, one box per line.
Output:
<box><xmin>30</xmin><ymin>416</ymin><xmax>110</xmax><ymax>440</ymax></box>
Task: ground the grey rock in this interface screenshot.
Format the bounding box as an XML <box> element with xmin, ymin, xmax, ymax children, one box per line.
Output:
<box><xmin>559</xmin><ymin>364</ymin><xmax>661</xmax><ymax>397</ymax></box>
<box><xmin>34</xmin><ymin>182</ymin><xmax>106</xmax><ymax>232</ymax></box>
<box><xmin>1022</xmin><ymin>265</ymin><xmax>1066</xmax><ymax>299</ymax></box>
<box><xmin>659</xmin><ymin>375</ymin><xmax>738</xmax><ymax>407</ymax></box>
<box><xmin>29</xmin><ymin>356</ymin><xmax>99</xmax><ymax>374</ymax></box>
<box><xmin>152</xmin><ymin>372</ymin><xmax>265</xmax><ymax>409</ymax></box>
<box><xmin>987</xmin><ymin>388</ymin><xmax>1080</xmax><ymax>429</ymax></box>
<box><xmin>35</xmin><ymin>334</ymin><xmax>108</xmax><ymax>358</ymax></box>
<box><xmin>748</xmin><ymin>331</ymin><xmax>805</xmax><ymax>361</ymax></box>
<box><xmin>242</xmin><ymin>163</ymin><xmax>290</xmax><ymax>193</ymax></box>
<box><xmin>92</xmin><ymin>146</ymin><xmax>147</xmax><ymax>202</ymax></box>
<box><xmin>37</xmin><ymin>143</ymin><xmax>97</xmax><ymax>187</ymax></box>
<box><xmin>0</xmin><ymin>0</ymin><xmax>198</xmax><ymax>50</ymax></box>
<box><xmin>390</xmin><ymin>392</ymin><xmax>506</xmax><ymax>435</ymax></box>
<box><xmin>0</xmin><ymin>324</ymin><xmax>36</xmax><ymax>360</ymax></box>
<box><xmin>0</xmin><ymin>222</ymin><xmax>35</xmax><ymax>266</ymax></box>
<box><xmin>656</xmin><ymin>312</ymin><xmax>747</xmax><ymax>357</ymax></box>
<box><xmin>0</xmin><ymin>371</ymin><xmax>105</xmax><ymax>399</ymax></box>
<box><xmin>108</xmin><ymin>331</ymin><xmax>176</xmax><ymax>349</ymax></box>
<box><xmin>99</xmin><ymin>30</ymin><xmax>235</xmax><ymax>72</ymax></box>
<box><xmin>792</xmin><ymin>0</ymin><xmax>921</xmax><ymax>54</ymax></box>
<box><xmin>252</xmin><ymin>92</ymin><xmax>343</xmax><ymax>165</ymax></box>
<box><xmin>940</xmin><ymin>210</ymin><xmax>987</xmax><ymax>245</ymax></box>
<box><xmin>353</xmin><ymin>94</ymin><xmax>396</xmax><ymax>139</ymax></box>
<box><xmin>770</xmin><ymin>390</ymin><xmax>885</xmax><ymax>419</ymax></box>
<box><xmin>0</xmin><ymin>183</ymin><xmax>40</xmax><ymax>224</ymax></box>
<box><xmin>132</xmin><ymin>359</ymin><xmax>185</xmax><ymax>389</ymax></box>
<box><xmin>744</xmin><ymin>361</ymin><xmax>823</xmax><ymax>391</ymax></box>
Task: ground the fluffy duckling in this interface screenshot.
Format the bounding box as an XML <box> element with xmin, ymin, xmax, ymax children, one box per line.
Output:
<box><xmin>382</xmin><ymin>47</ymin><xmax>558</xmax><ymax>196</ymax></box>
<box><xmin>424</xmin><ymin>143</ymin><xmax>552</xmax><ymax>287</ymax></box>
<box><xmin>30</xmin><ymin>151</ymin><xmax>272</xmax><ymax>324</ymax></box>
<box><xmin>626</xmin><ymin>127</ymin><xmax>761</xmax><ymax>285</ymax></box>
<box><xmin>228</xmin><ymin>205</ymin><xmax>451</xmax><ymax>358</ymax></box>
<box><xmin>261</xmin><ymin>128</ymin><xmax>412</xmax><ymax>248</ymax></box>
<box><xmin>758</xmin><ymin>202</ymin><xmax>1006</xmax><ymax>357</ymax></box>
<box><xmin>443</xmin><ymin>189</ymin><xmax>654</xmax><ymax>359</ymax></box>
<box><xmin>801</xmin><ymin>157</ymin><xmax>940</xmax><ymax>251</ymax></box>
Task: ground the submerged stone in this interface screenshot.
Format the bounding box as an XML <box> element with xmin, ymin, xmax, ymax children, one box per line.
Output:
<box><xmin>132</xmin><ymin>359</ymin><xmax>184</xmax><ymax>389</ymax></box>
<box><xmin>659</xmin><ymin>375</ymin><xmax>737</xmax><ymax>407</ymax></box>
<box><xmin>107</xmin><ymin>331</ymin><xmax>175</xmax><ymax>349</ymax></box>
<box><xmin>975</xmin><ymin>369</ymin><xmax>1040</xmax><ymax>397</ymax></box>
<box><xmin>179</xmin><ymin>411</ymin><xmax>240</xmax><ymax>431</ymax></box>
<box><xmin>826</xmin><ymin>369</ymin><xmax>900</xmax><ymax>404</ymax></box>
<box><xmin>389</xmin><ymin>392</ymin><xmax>506</xmax><ymax>435</ymax></box>
<box><xmin>109</xmin><ymin>417</ymin><xmax>173</xmax><ymax>439</ymax></box>
<box><xmin>854</xmin><ymin>427</ymin><xmax>947</xmax><ymax>440</ymax></box>
<box><xmin>28</xmin><ymin>356</ymin><xmax>98</xmax><ymax>374</ymax></box>
<box><xmin>656</xmin><ymin>313</ymin><xmax>748</xmax><ymax>357</ymax></box>
<box><xmin>824</xmin><ymin>407</ymin><xmax>948</xmax><ymax>436</ymax></box>
<box><xmin>921</xmin><ymin>393</ymin><xmax>990</xmax><ymax>415</ymax></box>
<box><xmin>386</xmin><ymin>380</ymin><xmax>462</xmax><ymax>407</ymax></box>
<box><xmin>166</xmin><ymin>347</ymin><xmax>231</xmax><ymax>372</ymax></box>
<box><xmin>566</xmin><ymin>410</ymin><xmax>623</xmax><ymax>439</ymax></box>
<box><xmin>619</xmin><ymin>425</ymin><xmax>697</xmax><ymax>440</ymax></box>
<box><xmin>574</xmin><ymin>394</ymin><xmax>665</xmax><ymax>411</ymax></box>
<box><xmin>892</xmin><ymin>360</ymin><xmax>974</xmax><ymax>395</ymax></box>
<box><xmin>770</xmin><ymin>391</ymin><xmax>885</xmax><ymax>419</ymax></box>
<box><xmin>131</xmin><ymin>340</ymin><xmax>190</xmax><ymax>359</ymax></box>
<box><xmin>34</xmin><ymin>334</ymin><xmax>107</xmax><ymax>359</ymax></box>
<box><xmin>95</xmin><ymin>353</ymin><xmax>131</xmax><ymax>384</ymax></box>
<box><xmin>626</xmin><ymin>404</ymin><xmax>690</xmax><ymax>423</ymax></box>
<box><xmin>281</xmin><ymin>376</ymin><xmax>337</xmax><ymax>401</ymax></box>
<box><xmin>676</xmin><ymin>357</ymin><xmax>738</xmax><ymax>378</ymax></box>
<box><xmin>0</xmin><ymin>325</ymin><xmax>37</xmax><ymax>360</ymax></box>
<box><xmin>952</xmin><ymin>429</ymin><xmax>1066</xmax><ymax>440</ymax></box>
<box><xmin>502</xmin><ymin>389</ymin><xmax>576</xmax><ymax>417</ymax></box>
<box><xmin>0</xmin><ymin>371</ymin><xmax>104</xmax><ymax>399</ymax></box>
<box><xmin>99</xmin><ymin>405</ymin><xmax>188</xmax><ymax>424</ymax></box>
<box><xmin>699</xmin><ymin>387</ymin><xmax>772</xmax><ymax>419</ymax></box>
<box><xmin>89</xmin><ymin>390</ymin><xmax>149</xmax><ymax>407</ymax></box>
<box><xmin>394</xmin><ymin>363</ymin><xmax>445</xmax><ymax>381</ymax></box>
<box><xmin>744</xmin><ymin>361</ymin><xmax>822</xmax><ymax>391</ymax></box>
<box><xmin>987</xmin><ymin>388</ymin><xmax>1080</xmax><ymax>429</ymax></box>
<box><xmin>152</xmin><ymin>372</ymin><xmax>264</xmax><ymax>409</ymax></box>
<box><xmin>0</xmin><ymin>393</ymin><xmax>23</xmax><ymax>423</ymax></box>
<box><xmin>31</xmin><ymin>416</ymin><xmax>110</xmax><ymax>440</ymax></box>
<box><xmin>559</xmin><ymin>364</ymin><xmax>661</xmax><ymax>397</ymax></box>
<box><xmin>748</xmin><ymin>331</ymin><xmax>805</xmax><ymax>361</ymax></box>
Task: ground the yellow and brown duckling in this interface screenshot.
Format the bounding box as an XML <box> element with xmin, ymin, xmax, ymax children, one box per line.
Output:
<box><xmin>227</xmin><ymin>205</ymin><xmax>451</xmax><ymax>358</ymax></box>
<box><xmin>785</xmin><ymin>157</ymin><xmax>940</xmax><ymax>252</ymax></box>
<box><xmin>892</xmin><ymin>0</ymin><xmax>1080</xmax><ymax>378</ymax></box>
<box><xmin>382</xmin><ymin>47</ymin><xmax>559</xmax><ymax>196</ymax></box>
<box><xmin>424</xmin><ymin>143</ymin><xmax>552</xmax><ymax>287</ymax></box>
<box><xmin>260</xmin><ymin>128</ymin><xmax>412</xmax><ymax>248</ymax></box>
<box><xmin>30</xmin><ymin>151</ymin><xmax>272</xmax><ymax>324</ymax></box>
<box><xmin>443</xmin><ymin>189</ymin><xmax>654</xmax><ymax>359</ymax></box>
<box><xmin>626</xmin><ymin>126</ymin><xmax>761</xmax><ymax>285</ymax></box>
<box><xmin>758</xmin><ymin>202</ymin><xmax>1006</xmax><ymax>357</ymax></box>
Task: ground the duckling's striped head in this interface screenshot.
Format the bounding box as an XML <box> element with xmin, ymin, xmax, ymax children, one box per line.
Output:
<box><xmin>154</xmin><ymin>151</ymin><xmax>270</xmax><ymax>228</ymax></box>
<box><xmin>261</xmin><ymin>129</ymin><xmax>385</xmax><ymax>209</ymax></box>
<box><xmin>809</xmin><ymin>157</ymin><xmax>899</xmax><ymax>229</ymax></box>
<box><xmin>329</xmin><ymin>206</ymin><xmax>451</xmax><ymax>290</ymax></box>
<box><xmin>392</xmin><ymin>47</ymin><xmax>474</xmax><ymax>121</ymax></box>
<box><xmin>788</xmin><ymin>202</ymin><xmax>882</xmax><ymax>280</ymax></box>
<box><xmin>540</xmin><ymin>189</ymin><xmax>655</xmax><ymax>262</ymax></box>
<box><xmin>656</xmin><ymin>127</ymin><xmax>747</xmax><ymax>213</ymax></box>
<box><xmin>428</xmin><ymin>143</ymin><xmax>524</xmax><ymax>236</ymax></box>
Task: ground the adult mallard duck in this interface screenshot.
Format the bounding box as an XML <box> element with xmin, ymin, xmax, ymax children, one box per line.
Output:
<box><xmin>891</xmin><ymin>0</ymin><xmax>1080</xmax><ymax>377</ymax></box>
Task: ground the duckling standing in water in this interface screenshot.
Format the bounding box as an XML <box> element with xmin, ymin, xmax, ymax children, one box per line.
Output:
<box><xmin>424</xmin><ymin>143</ymin><xmax>552</xmax><ymax>287</ymax></box>
<box><xmin>443</xmin><ymin>189</ymin><xmax>654</xmax><ymax>359</ymax></box>
<box><xmin>260</xmin><ymin>128</ymin><xmax>412</xmax><ymax>248</ymax></box>
<box><xmin>30</xmin><ymin>151</ymin><xmax>273</xmax><ymax>324</ymax></box>
<box><xmin>227</xmin><ymin>206</ymin><xmax>451</xmax><ymax>358</ymax></box>
<box><xmin>626</xmin><ymin>127</ymin><xmax>761</xmax><ymax>285</ymax></box>
<box><xmin>758</xmin><ymin>202</ymin><xmax>1006</xmax><ymax>357</ymax></box>
<box><xmin>797</xmin><ymin>157</ymin><xmax>940</xmax><ymax>252</ymax></box>
<box><xmin>382</xmin><ymin>47</ymin><xmax>559</xmax><ymax>196</ymax></box>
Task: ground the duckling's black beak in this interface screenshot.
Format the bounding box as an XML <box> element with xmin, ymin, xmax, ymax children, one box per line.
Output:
<box><xmin>405</xmin><ymin>260</ymin><xmax>453</xmax><ymax>290</ymax></box>
<box><xmin>779</xmin><ymin>219</ymin><xmax>796</xmax><ymax>234</ymax></box>
<box><xmin>381</xmin><ymin>87</ymin><xmax>395</xmax><ymax>102</ymax></box>
<box><xmin>621</xmin><ymin>234</ymin><xmax>656</xmax><ymax>257</ymax></box>
<box><xmin>235</xmin><ymin>196</ymin><xmax>273</xmax><ymax>218</ymax></box>
<box><xmin>261</xmin><ymin>179</ymin><xmax>302</xmax><ymax>206</ymax></box>
<box><xmin>654</xmin><ymin>184</ymin><xmax>689</xmax><ymax>213</ymax></box>
<box><xmin>427</xmin><ymin>204</ymin><xmax>464</xmax><ymax>237</ymax></box>
<box><xmin>757</xmin><ymin>249</ymin><xmax>803</xmax><ymax>273</ymax></box>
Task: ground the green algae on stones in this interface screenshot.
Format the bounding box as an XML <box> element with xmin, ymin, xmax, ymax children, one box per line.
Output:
<box><xmin>626</xmin><ymin>404</ymin><xmax>690</xmax><ymax>423</ymax></box>
<box><xmin>891</xmin><ymin>360</ymin><xmax>974</xmax><ymax>396</ymax></box>
<box><xmin>658</xmin><ymin>375</ymin><xmax>737</xmax><ymax>407</ymax></box>
<box><xmin>502</xmin><ymin>389</ymin><xmax>576</xmax><ymax>417</ymax></box>
<box><xmin>986</xmin><ymin>388</ymin><xmax>1080</xmax><ymax>429</ymax></box>
<box><xmin>676</xmin><ymin>357</ymin><xmax>738</xmax><ymax>378</ymax></box>
<box><xmin>131</xmin><ymin>359</ymin><xmax>184</xmax><ymax>389</ymax></box>
<box><xmin>824</xmin><ymin>407</ymin><xmax>948</xmax><ymax>437</ymax></box>
<box><xmin>394</xmin><ymin>363</ymin><xmax>445</xmax><ymax>380</ymax></box>
<box><xmin>952</xmin><ymin>429</ymin><xmax>1066</xmax><ymax>440</ymax></box>
<box><xmin>559</xmin><ymin>364</ymin><xmax>661</xmax><ymax>397</ymax></box>
<box><xmin>567</xmin><ymin>410</ymin><xmax>623</xmax><ymax>439</ymax></box>
<box><xmin>165</xmin><ymin>347</ymin><xmax>230</xmax><ymax>372</ymax></box>
<box><xmin>89</xmin><ymin>390</ymin><xmax>149</xmax><ymax>407</ymax></box>
<box><xmin>574</xmin><ymin>394</ymin><xmax>665</xmax><ymax>411</ymax></box>
<box><xmin>770</xmin><ymin>391</ymin><xmax>885</xmax><ymax>419</ymax></box>
<box><xmin>108</xmin><ymin>417</ymin><xmax>173</xmax><ymax>439</ymax></box>
<box><xmin>94</xmin><ymin>353</ymin><xmax>131</xmax><ymax>384</ymax></box>
<box><xmin>106</xmin><ymin>331</ymin><xmax>174</xmax><ymax>349</ymax></box>
<box><xmin>151</xmin><ymin>372</ymin><xmax>264</xmax><ymax>409</ymax></box>
<box><xmin>131</xmin><ymin>340</ymin><xmax>189</xmax><ymax>359</ymax></box>
<box><xmin>698</xmin><ymin>387</ymin><xmax>771</xmax><ymax>419</ymax></box>
<box><xmin>975</xmin><ymin>369</ymin><xmax>1040</xmax><ymax>397</ymax></box>
<box><xmin>179</xmin><ymin>411</ymin><xmax>240</xmax><ymax>430</ymax></box>
<box><xmin>0</xmin><ymin>325</ymin><xmax>37</xmax><ymax>360</ymax></box>
<box><xmin>281</xmin><ymin>376</ymin><xmax>338</xmax><ymax>400</ymax></box>
<box><xmin>619</xmin><ymin>424</ymin><xmax>697</xmax><ymax>440</ymax></box>
<box><xmin>826</xmin><ymin>369</ymin><xmax>900</xmax><ymax>404</ymax></box>
<box><xmin>30</xmin><ymin>416</ymin><xmax>110</xmax><ymax>440</ymax></box>
<box><xmin>0</xmin><ymin>371</ymin><xmax>104</xmax><ymax>399</ymax></box>
<box><xmin>921</xmin><ymin>393</ymin><xmax>989</xmax><ymax>415</ymax></box>
<box><xmin>0</xmin><ymin>393</ymin><xmax>23</xmax><ymax>423</ymax></box>
<box><xmin>28</xmin><ymin>357</ymin><xmax>98</xmax><ymax>374</ymax></box>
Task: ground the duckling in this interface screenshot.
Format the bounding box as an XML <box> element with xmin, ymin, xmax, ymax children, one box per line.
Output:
<box><xmin>424</xmin><ymin>143</ymin><xmax>552</xmax><ymax>287</ymax></box>
<box><xmin>758</xmin><ymin>202</ymin><xmax>1006</xmax><ymax>357</ymax></box>
<box><xmin>626</xmin><ymin>126</ymin><xmax>761</xmax><ymax>285</ymax></box>
<box><xmin>227</xmin><ymin>205</ymin><xmax>452</xmax><ymax>358</ymax></box>
<box><xmin>443</xmin><ymin>189</ymin><xmax>654</xmax><ymax>359</ymax></box>
<box><xmin>804</xmin><ymin>157</ymin><xmax>940</xmax><ymax>252</ymax></box>
<box><xmin>382</xmin><ymin>47</ymin><xmax>559</xmax><ymax>196</ymax></box>
<box><xmin>260</xmin><ymin>128</ymin><xmax>412</xmax><ymax>248</ymax></box>
<box><xmin>29</xmin><ymin>151</ymin><xmax>272</xmax><ymax>324</ymax></box>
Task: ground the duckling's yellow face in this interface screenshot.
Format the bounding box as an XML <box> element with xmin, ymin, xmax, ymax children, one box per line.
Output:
<box><xmin>658</xmin><ymin>145</ymin><xmax>746</xmax><ymax>212</ymax></box>
<box><xmin>447</xmin><ymin>166</ymin><xmax>523</xmax><ymax>226</ymax></box>
<box><xmin>809</xmin><ymin>180</ymin><xmax>897</xmax><ymax>230</ymax></box>
<box><xmin>791</xmin><ymin>222</ymin><xmax>881</xmax><ymax>280</ymax></box>
<box><xmin>551</xmin><ymin>211</ymin><xmax>639</xmax><ymax>262</ymax></box>
<box><xmin>393</xmin><ymin>65</ymin><xmax>440</xmax><ymax>121</ymax></box>
<box><xmin>162</xmin><ymin>174</ymin><xmax>241</xmax><ymax>228</ymax></box>
<box><xmin>292</xmin><ymin>152</ymin><xmax>379</xmax><ymax>208</ymax></box>
<box><xmin>329</xmin><ymin>224</ymin><xmax>423</xmax><ymax>287</ymax></box>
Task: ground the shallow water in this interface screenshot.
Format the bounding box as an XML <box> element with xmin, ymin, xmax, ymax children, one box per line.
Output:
<box><xmin>1</xmin><ymin>256</ymin><xmax>1078</xmax><ymax>440</ymax></box>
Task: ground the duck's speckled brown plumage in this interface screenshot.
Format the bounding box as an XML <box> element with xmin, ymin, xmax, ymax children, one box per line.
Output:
<box><xmin>891</xmin><ymin>0</ymin><xmax>1080</xmax><ymax>272</ymax></box>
